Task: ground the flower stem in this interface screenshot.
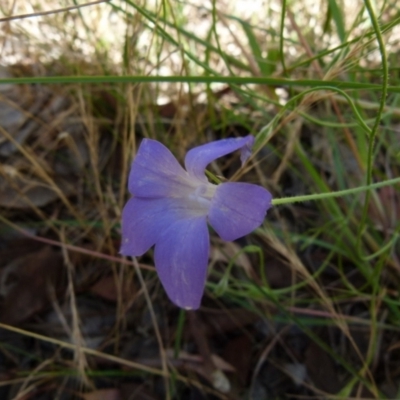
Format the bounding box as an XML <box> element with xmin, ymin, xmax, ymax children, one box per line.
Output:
<box><xmin>271</xmin><ymin>177</ymin><xmax>400</xmax><ymax>206</ymax></box>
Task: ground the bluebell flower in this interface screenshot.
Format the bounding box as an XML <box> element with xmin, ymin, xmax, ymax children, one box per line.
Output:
<box><xmin>120</xmin><ymin>135</ymin><xmax>272</xmax><ymax>309</ymax></box>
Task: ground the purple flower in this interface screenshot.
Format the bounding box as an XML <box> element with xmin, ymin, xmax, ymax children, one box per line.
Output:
<box><xmin>120</xmin><ymin>135</ymin><xmax>272</xmax><ymax>309</ymax></box>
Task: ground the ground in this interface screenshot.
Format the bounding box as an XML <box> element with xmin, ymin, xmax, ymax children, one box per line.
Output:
<box><xmin>0</xmin><ymin>1</ymin><xmax>400</xmax><ymax>399</ymax></box>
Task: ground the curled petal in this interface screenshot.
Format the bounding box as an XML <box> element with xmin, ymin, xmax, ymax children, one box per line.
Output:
<box><xmin>120</xmin><ymin>196</ymin><xmax>206</xmax><ymax>257</ymax></box>
<box><xmin>129</xmin><ymin>139</ymin><xmax>193</xmax><ymax>198</ymax></box>
<box><xmin>184</xmin><ymin>135</ymin><xmax>255</xmax><ymax>181</ymax></box>
<box><xmin>154</xmin><ymin>217</ymin><xmax>209</xmax><ymax>309</ymax></box>
<box><xmin>208</xmin><ymin>182</ymin><xmax>272</xmax><ymax>241</ymax></box>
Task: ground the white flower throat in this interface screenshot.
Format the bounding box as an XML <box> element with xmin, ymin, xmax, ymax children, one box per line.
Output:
<box><xmin>187</xmin><ymin>182</ymin><xmax>217</xmax><ymax>212</ymax></box>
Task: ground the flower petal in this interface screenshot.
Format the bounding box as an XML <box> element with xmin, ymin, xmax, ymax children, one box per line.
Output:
<box><xmin>129</xmin><ymin>139</ymin><xmax>193</xmax><ymax>198</ymax></box>
<box><xmin>120</xmin><ymin>196</ymin><xmax>207</xmax><ymax>256</ymax></box>
<box><xmin>208</xmin><ymin>182</ymin><xmax>272</xmax><ymax>241</ymax></box>
<box><xmin>120</xmin><ymin>197</ymin><xmax>169</xmax><ymax>256</ymax></box>
<box><xmin>184</xmin><ymin>135</ymin><xmax>255</xmax><ymax>181</ymax></box>
<box><xmin>154</xmin><ymin>217</ymin><xmax>209</xmax><ymax>309</ymax></box>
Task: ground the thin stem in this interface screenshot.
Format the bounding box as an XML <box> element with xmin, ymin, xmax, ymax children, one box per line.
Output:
<box><xmin>357</xmin><ymin>0</ymin><xmax>389</xmax><ymax>249</ymax></box>
<box><xmin>0</xmin><ymin>75</ymin><xmax>399</xmax><ymax>93</ymax></box>
<box><xmin>0</xmin><ymin>0</ymin><xmax>110</xmax><ymax>22</ymax></box>
<box><xmin>363</xmin><ymin>0</ymin><xmax>388</xmax><ymax>187</ymax></box>
<box><xmin>271</xmin><ymin>177</ymin><xmax>400</xmax><ymax>206</ymax></box>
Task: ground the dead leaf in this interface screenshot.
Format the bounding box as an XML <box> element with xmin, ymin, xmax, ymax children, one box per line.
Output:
<box><xmin>89</xmin><ymin>275</ymin><xmax>137</xmax><ymax>302</ymax></box>
<box><xmin>120</xmin><ymin>384</ymin><xmax>159</xmax><ymax>400</ymax></box>
<box><xmin>0</xmin><ymin>78</ymin><xmax>56</xmax><ymax>157</ymax></box>
<box><xmin>162</xmin><ymin>350</ymin><xmax>234</xmax><ymax>393</ymax></box>
<box><xmin>164</xmin><ymin>350</ymin><xmax>235</xmax><ymax>373</ymax></box>
<box><xmin>0</xmin><ymin>238</ymin><xmax>44</xmax><ymax>268</ymax></box>
<box><xmin>223</xmin><ymin>334</ymin><xmax>252</xmax><ymax>386</ymax></box>
<box><xmin>0</xmin><ymin>246</ymin><xmax>65</xmax><ymax>324</ymax></box>
<box><xmin>82</xmin><ymin>389</ymin><xmax>121</xmax><ymax>400</ymax></box>
<box><xmin>304</xmin><ymin>341</ymin><xmax>341</xmax><ymax>393</ymax></box>
<box><xmin>0</xmin><ymin>65</ymin><xmax>89</xmax><ymax>210</ymax></box>
<box><xmin>0</xmin><ymin>172</ymin><xmax>75</xmax><ymax>208</ymax></box>
<box><xmin>200</xmin><ymin>308</ymin><xmax>260</xmax><ymax>336</ymax></box>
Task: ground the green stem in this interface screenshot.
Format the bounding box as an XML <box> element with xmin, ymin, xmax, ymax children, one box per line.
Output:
<box><xmin>0</xmin><ymin>75</ymin><xmax>399</xmax><ymax>93</ymax></box>
<box><xmin>279</xmin><ymin>0</ymin><xmax>288</xmax><ymax>76</ymax></box>
<box><xmin>356</xmin><ymin>0</ymin><xmax>389</xmax><ymax>249</ymax></box>
<box><xmin>363</xmin><ymin>0</ymin><xmax>388</xmax><ymax>187</ymax></box>
<box><xmin>271</xmin><ymin>177</ymin><xmax>400</xmax><ymax>205</ymax></box>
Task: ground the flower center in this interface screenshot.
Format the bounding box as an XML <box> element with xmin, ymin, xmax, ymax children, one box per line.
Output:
<box><xmin>187</xmin><ymin>183</ymin><xmax>217</xmax><ymax>211</ymax></box>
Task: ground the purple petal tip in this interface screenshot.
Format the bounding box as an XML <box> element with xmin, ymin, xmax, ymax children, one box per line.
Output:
<box><xmin>240</xmin><ymin>135</ymin><xmax>255</xmax><ymax>165</ymax></box>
